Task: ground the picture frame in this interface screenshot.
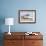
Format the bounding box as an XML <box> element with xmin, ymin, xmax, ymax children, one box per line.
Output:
<box><xmin>19</xmin><ymin>10</ymin><xmax>36</xmax><ymax>24</ymax></box>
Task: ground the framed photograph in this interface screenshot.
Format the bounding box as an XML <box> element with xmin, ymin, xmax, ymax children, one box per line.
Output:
<box><xmin>19</xmin><ymin>10</ymin><xmax>36</xmax><ymax>23</ymax></box>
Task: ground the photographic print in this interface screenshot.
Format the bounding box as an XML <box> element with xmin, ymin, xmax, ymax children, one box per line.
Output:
<box><xmin>19</xmin><ymin>10</ymin><xmax>36</xmax><ymax>23</ymax></box>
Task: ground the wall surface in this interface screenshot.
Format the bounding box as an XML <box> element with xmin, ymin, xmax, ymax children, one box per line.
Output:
<box><xmin>0</xmin><ymin>0</ymin><xmax>46</xmax><ymax>46</ymax></box>
<box><xmin>0</xmin><ymin>0</ymin><xmax>46</xmax><ymax>32</ymax></box>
